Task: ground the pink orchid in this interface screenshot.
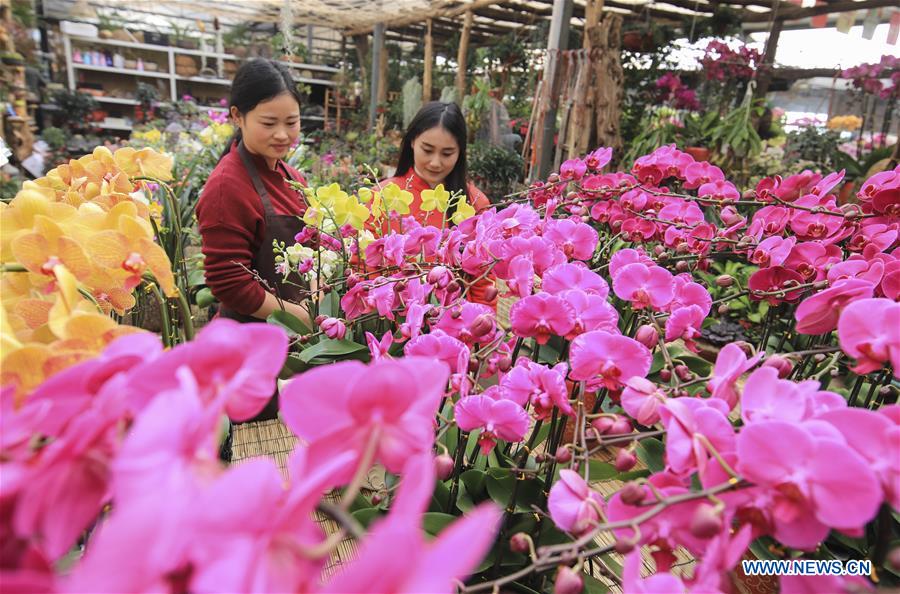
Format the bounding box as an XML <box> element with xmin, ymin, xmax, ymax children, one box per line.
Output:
<box><xmin>365</xmin><ymin>331</ymin><xmax>394</xmax><ymax>361</ymax></box>
<box><xmin>826</xmin><ymin>258</ymin><xmax>884</xmax><ymax>286</ymax></box>
<box><xmin>622</xmin><ymin>552</ymin><xmax>692</xmax><ymax>594</ymax></box>
<box><xmin>784</xmin><ymin>241</ymin><xmax>842</xmax><ymax>282</ymax></box>
<box><xmin>620</xmin><ymin>217</ymin><xmax>658</xmax><ymax>242</ymax></box>
<box><xmin>707</xmin><ymin>343</ymin><xmax>763</xmax><ymax>410</ymax></box>
<box><xmin>319</xmin><ymin>316</ymin><xmax>347</xmax><ymax>340</ymax></box>
<box><xmin>543</xmin><ymin>218</ymin><xmax>599</xmax><ymax>260</ymax></box>
<box><xmin>498</xmin><ymin>360</ymin><xmax>571</xmax><ymax>419</ymax></box>
<box><xmin>505</xmin><ymin>254</ymin><xmax>535</xmax><ymax>298</ymax></box>
<box><xmin>748</xmin><ymin>266</ymin><xmax>805</xmax><ymax>305</ymax></box>
<box><xmin>659</xmin><ymin>397</ymin><xmax>734</xmax><ymax>477</ymax></box>
<box><xmin>794</xmin><ymin>278</ymin><xmax>875</xmax><ymax>335</ymax></box>
<box><xmin>398</xmin><ymin>302</ymin><xmax>431</xmax><ymax>341</ymax></box>
<box><xmin>698</xmin><ymin>179</ymin><xmax>740</xmax><ymax>202</ymax></box>
<box><xmin>749</xmin><ymin>205</ymin><xmax>791</xmax><ymax>236</ymax></box>
<box><xmin>664</xmin><ymin>305</ymin><xmax>706</xmax><ymax>352</ymax></box>
<box><xmin>789</xmin><ymin>194</ymin><xmax>844</xmax><ymax>240</ymax></box>
<box><xmin>509</xmin><ymin>293</ymin><xmax>576</xmax><ymax>345</ymax></box>
<box><xmin>667</xmin><ymin>275</ymin><xmax>712</xmax><ymax>317</ymax></box>
<box><xmin>880</xmin><ymin>257</ymin><xmax>900</xmax><ymax>299</ymax></box>
<box><xmin>608</xmin><ymin>248</ymin><xmax>655</xmax><ymax>279</ymax></box>
<box><xmin>320</xmin><ymin>455</ymin><xmax>501</xmax><ymax>594</ymax></box>
<box><xmin>112</xmin><ymin>367</ymin><xmax>222</xmax><ymax>506</ymax></box>
<box><xmin>280</xmin><ymin>357</ymin><xmax>449</xmax><ymax>475</ymax></box>
<box><xmin>125</xmin><ymin>319</ymin><xmax>288</xmax><ymax>421</ymax></box>
<box><xmin>776</xmin><ymin>170</ymin><xmax>823</xmax><ymax>201</ymax></box>
<box><xmin>819</xmin><ymin>408</ymin><xmax>900</xmax><ymax>510</ymax></box>
<box><xmin>560</xmin><ymin>158</ymin><xmax>587</xmax><ymax>180</ymax></box>
<box><xmin>620</xmin><ymin>377</ymin><xmax>667</xmax><ymax>426</ymax></box>
<box><xmin>541</xmin><ymin>262</ymin><xmax>609</xmax><ymax>298</ymax></box>
<box><xmin>749</xmin><ymin>236</ymin><xmax>796</xmax><ymax>268</ymax></box>
<box><xmin>741</xmin><ymin>367</ymin><xmax>845</xmax><ymax>426</ymax></box>
<box><xmin>547</xmin><ymin>470</ymin><xmax>605</xmax><ymax>536</ymax></box>
<box><xmin>737</xmin><ymin>421</ymin><xmax>882</xmax><ymax>547</ymax></box>
<box><xmin>608</xmin><ymin>473</ymin><xmax>707</xmax><ymax>567</ymax></box>
<box><xmin>658</xmin><ymin>199</ymin><xmax>705</xmax><ymax>226</ymax></box>
<box><xmin>434</xmin><ymin>302</ymin><xmax>495</xmax><ymax>345</ymax></box>
<box><xmin>366</xmin><ymin>277</ymin><xmax>398</xmax><ymax>320</ymax></box>
<box><xmin>683</xmin><ymin>161</ymin><xmax>725</xmax><ymax>190</ymax></box>
<box><xmin>190</xmin><ymin>449</ymin><xmax>355</xmax><ymax>593</ymax></box>
<box><xmin>837</xmin><ymin>298</ymin><xmax>900</xmax><ymax>376</ymax></box>
<box><xmin>454</xmin><ymin>395</ymin><xmax>530</xmax><ymax>455</ymax></box>
<box><xmin>558</xmin><ymin>289</ymin><xmax>619</xmax><ymax>338</ymax></box>
<box><xmin>584</xmin><ymin>147</ymin><xmax>613</xmax><ymax>171</ymax></box>
<box><xmin>847</xmin><ymin>223</ymin><xmax>898</xmax><ymax>253</ymax></box>
<box><xmin>11</xmin><ymin>408</ymin><xmax>117</xmax><ymax>560</ymax></box>
<box><xmin>341</xmin><ymin>282</ymin><xmax>374</xmax><ymax>320</ymax></box>
<box><xmin>569</xmin><ymin>330</ymin><xmax>652</xmax><ymax>390</ymax></box>
<box><xmin>612</xmin><ymin>263</ymin><xmax>674</xmax><ymax>310</ymax></box>
<box><xmin>405</xmin><ymin>331</ymin><xmax>470</xmax><ymax>376</ymax></box>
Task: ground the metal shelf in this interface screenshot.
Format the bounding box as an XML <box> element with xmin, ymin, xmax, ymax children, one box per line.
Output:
<box><xmin>73</xmin><ymin>63</ymin><xmax>170</xmax><ymax>79</ymax></box>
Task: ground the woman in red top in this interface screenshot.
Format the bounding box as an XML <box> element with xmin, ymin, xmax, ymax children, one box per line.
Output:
<box><xmin>380</xmin><ymin>102</ymin><xmax>496</xmax><ymax>305</ymax></box>
<box><xmin>197</xmin><ymin>59</ymin><xmax>311</xmax><ymax>422</ymax></box>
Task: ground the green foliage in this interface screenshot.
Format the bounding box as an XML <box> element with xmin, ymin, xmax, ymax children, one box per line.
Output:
<box><xmin>784</xmin><ymin>126</ymin><xmax>843</xmax><ymax>169</ymax></box>
<box><xmin>710</xmin><ymin>98</ymin><xmax>764</xmax><ymax>161</ymax></box>
<box><xmin>467</xmin><ymin>143</ymin><xmax>524</xmax><ymax>202</ymax></box>
<box><xmin>49</xmin><ymin>89</ymin><xmax>98</xmax><ymax>131</ymax></box>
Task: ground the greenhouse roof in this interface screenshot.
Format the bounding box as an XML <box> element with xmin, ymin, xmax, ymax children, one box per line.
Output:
<box><xmin>46</xmin><ymin>0</ymin><xmax>899</xmax><ymax>46</ymax></box>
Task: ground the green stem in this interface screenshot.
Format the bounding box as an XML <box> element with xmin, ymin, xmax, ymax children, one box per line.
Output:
<box><xmin>146</xmin><ymin>282</ymin><xmax>172</xmax><ymax>348</ymax></box>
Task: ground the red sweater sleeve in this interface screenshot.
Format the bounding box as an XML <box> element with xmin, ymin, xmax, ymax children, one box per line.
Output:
<box><xmin>196</xmin><ymin>166</ymin><xmax>267</xmax><ymax>316</ymax></box>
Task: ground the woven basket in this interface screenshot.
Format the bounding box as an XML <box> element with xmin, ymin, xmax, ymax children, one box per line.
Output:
<box><xmin>230</xmin><ymin>419</ymin><xmax>359</xmax><ymax>575</ymax></box>
<box><xmin>175</xmin><ymin>55</ymin><xmax>199</xmax><ymax>77</ymax></box>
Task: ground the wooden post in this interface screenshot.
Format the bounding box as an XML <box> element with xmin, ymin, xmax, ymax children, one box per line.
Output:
<box><xmin>753</xmin><ymin>18</ymin><xmax>783</xmax><ymax>101</ymax></box>
<box><xmin>353</xmin><ymin>33</ymin><xmax>369</xmax><ymax>100</ymax></box>
<box><xmin>377</xmin><ymin>34</ymin><xmax>389</xmax><ymax>105</ymax></box>
<box><xmin>368</xmin><ymin>23</ymin><xmax>384</xmax><ymax>130</ymax></box>
<box><xmin>423</xmin><ymin>18</ymin><xmax>434</xmax><ymax>103</ymax></box>
<box><xmin>583</xmin><ymin>0</ymin><xmax>603</xmax><ymax>48</ymax></box>
<box><xmin>456</xmin><ymin>10</ymin><xmax>473</xmax><ymax>102</ymax></box>
<box><xmin>537</xmin><ymin>0</ymin><xmax>574</xmax><ymax>179</ymax></box>
<box><xmin>589</xmin><ymin>13</ymin><xmax>624</xmax><ymax>157</ymax></box>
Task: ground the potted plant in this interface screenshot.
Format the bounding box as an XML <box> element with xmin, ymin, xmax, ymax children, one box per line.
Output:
<box><xmin>0</xmin><ymin>51</ymin><xmax>25</xmax><ymax>66</ymax></box>
<box><xmin>170</xmin><ymin>21</ymin><xmax>199</xmax><ymax>50</ymax></box>
<box><xmin>680</xmin><ymin>111</ymin><xmax>717</xmax><ymax>161</ymax></box>
<box><xmin>135</xmin><ymin>83</ymin><xmax>159</xmax><ymax>124</ymax></box>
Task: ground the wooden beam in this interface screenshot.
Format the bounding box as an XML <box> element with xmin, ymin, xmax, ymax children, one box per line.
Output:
<box><xmin>345</xmin><ymin>0</ymin><xmax>509</xmax><ymax>36</ymax></box>
<box><xmin>456</xmin><ymin>10</ymin><xmax>474</xmax><ymax>101</ymax></box>
<box><xmin>377</xmin><ymin>32</ymin><xmax>389</xmax><ymax>105</ymax></box>
<box><xmin>423</xmin><ymin>18</ymin><xmax>433</xmax><ymax>103</ymax></box>
<box><xmin>753</xmin><ymin>17</ymin><xmax>783</xmax><ymax>100</ymax></box>
<box><xmin>353</xmin><ymin>33</ymin><xmax>370</xmax><ymax>99</ymax></box>
<box><xmin>742</xmin><ymin>0</ymin><xmax>898</xmax><ymax>22</ymax></box>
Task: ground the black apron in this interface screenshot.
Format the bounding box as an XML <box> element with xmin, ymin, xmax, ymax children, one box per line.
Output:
<box><xmin>219</xmin><ymin>141</ymin><xmax>306</xmax><ymax>422</ymax></box>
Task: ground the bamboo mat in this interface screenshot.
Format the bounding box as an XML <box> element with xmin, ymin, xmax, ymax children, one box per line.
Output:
<box><xmin>229</xmin><ymin>419</ymin><xmax>359</xmax><ymax>577</ymax></box>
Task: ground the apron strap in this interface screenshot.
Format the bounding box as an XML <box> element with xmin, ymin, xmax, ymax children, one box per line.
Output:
<box><xmin>237</xmin><ymin>140</ymin><xmax>277</xmax><ymax>218</ymax></box>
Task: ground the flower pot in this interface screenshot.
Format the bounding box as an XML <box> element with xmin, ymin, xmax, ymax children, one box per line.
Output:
<box><xmin>622</xmin><ymin>31</ymin><xmax>643</xmax><ymax>51</ymax></box>
<box><xmin>685</xmin><ymin>146</ymin><xmax>711</xmax><ymax>162</ymax></box>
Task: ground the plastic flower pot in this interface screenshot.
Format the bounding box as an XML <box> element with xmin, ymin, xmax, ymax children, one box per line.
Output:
<box><xmin>685</xmin><ymin>146</ymin><xmax>711</xmax><ymax>162</ymax></box>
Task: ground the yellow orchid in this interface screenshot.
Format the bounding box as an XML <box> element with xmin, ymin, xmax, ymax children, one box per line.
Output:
<box><xmin>85</xmin><ymin>214</ymin><xmax>176</xmax><ymax>296</ymax></box>
<box><xmin>451</xmin><ymin>197</ymin><xmax>477</xmax><ymax>225</ymax></box>
<box><xmin>420</xmin><ymin>184</ymin><xmax>451</xmax><ymax>213</ymax></box>
<box><xmin>357</xmin><ymin>187</ymin><xmax>374</xmax><ymax>203</ymax></box>
<box><xmin>113</xmin><ymin>147</ymin><xmax>174</xmax><ymax>182</ymax></box>
<box><xmin>333</xmin><ymin>195</ymin><xmax>372</xmax><ymax>230</ymax></box>
<box><xmin>380</xmin><ymin>183</ymin><xmax>414</xmax><ymax>216</ymax></box>
<box><xmin>315</xmin><ymin>183</ymin><xmax>348</xmax><ymax>210</ymax></box>
<box><xmin>10</xmin><ymin>215</ymin><xmax>93</xmax><ymax>283</ymax></box>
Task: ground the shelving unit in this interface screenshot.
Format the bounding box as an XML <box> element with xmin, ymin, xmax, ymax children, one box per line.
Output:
<box><xmin>62</xmin><ymin>32</ymin><xmax>337</xmax><ymax>135</ymax></box>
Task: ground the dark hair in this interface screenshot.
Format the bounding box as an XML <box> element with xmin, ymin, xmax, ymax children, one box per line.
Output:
<box><xmin>219</xmin><ymin>59</ymin><xmax>302</xmax><ymax>161</ymax></box>
<box><xmin>396</xmin><ymin>101</ymin><xmax>470</xmax><ymax>212</ymax></box>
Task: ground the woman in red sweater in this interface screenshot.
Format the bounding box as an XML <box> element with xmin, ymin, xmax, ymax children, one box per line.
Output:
<box><xmin>380</xmin><ymin>102</ymin><xmax>497</xmax><ymax>305</ymax></box>
<box><xmin>197</xmin><ymin>59</ymin><xmax>310</xmax><ymax>423</ymax></box>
